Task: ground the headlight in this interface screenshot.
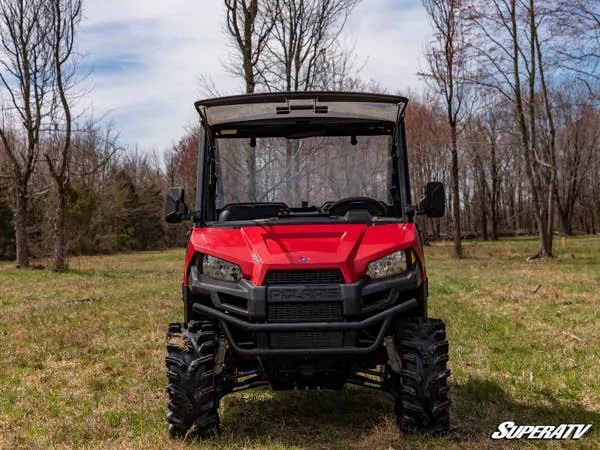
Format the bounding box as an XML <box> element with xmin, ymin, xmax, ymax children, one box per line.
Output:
<box><xmin>366</xmin><ymin>250</ymin><xmax>408</xmax><ymax>280</ymax></box>
<box><xmin>201</xmin><ymin>255</ymin><xmax>242</xmax><ymax>282</ymax></box>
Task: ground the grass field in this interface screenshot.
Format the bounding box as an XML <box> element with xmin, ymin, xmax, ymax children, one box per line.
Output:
<box><xmin>1</xmin><ymin>237</ymin><xmax>599</xmax><ymax>449</ymax></box>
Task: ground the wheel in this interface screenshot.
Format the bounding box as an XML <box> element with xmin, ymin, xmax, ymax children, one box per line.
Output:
<box><xmin>389</xmin><ymin>317</ymin><xmax>451</xmax><ymax>436</ymax></box>
<box><xmin>165</xmin><ymin>320</ymin><xmax>221</xmax><ymax>439</ymax></box>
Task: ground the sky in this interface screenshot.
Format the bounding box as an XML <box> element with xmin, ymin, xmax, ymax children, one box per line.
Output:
<box><xmin>79</xmin><ymin>0</ymin><xmax>432</xmax><ymax>151</ymax></box>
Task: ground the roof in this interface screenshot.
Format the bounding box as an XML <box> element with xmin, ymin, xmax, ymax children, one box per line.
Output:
<box><xmin>194</xmin><ymin>91</ymin><xmax>408</xmax><ymax>138</ymax></box>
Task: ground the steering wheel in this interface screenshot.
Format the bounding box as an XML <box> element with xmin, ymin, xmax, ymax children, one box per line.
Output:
<box><xmin>326</xmin><ymin>196</ymin><xmax>387</xmax><ymax>217</ymax></box>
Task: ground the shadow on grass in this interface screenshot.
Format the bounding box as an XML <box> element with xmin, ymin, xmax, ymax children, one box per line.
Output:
<box><xmin>220</xmin><ymin>387</ymin><xmax>393</xmax><ymax>447</ymax></box>
<box><xmin>448</xmin><ymin>377</ymin><xmax>599</xmax><ymax>444</ymax></box>
<box><xmin>213</xmin><ymin>378</ymin><xmax>598</xmax><ymax>448</ymax></box>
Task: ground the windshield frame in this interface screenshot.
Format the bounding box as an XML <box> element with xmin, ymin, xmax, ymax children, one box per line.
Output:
<box><xmin>193</xmin><ymin>92</ymin><xmax>413</xmax><ymax>227</ymax></box>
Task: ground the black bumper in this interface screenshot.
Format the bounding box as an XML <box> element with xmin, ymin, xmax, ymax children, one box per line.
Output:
<box><xmin>186</xmin><ymin>266</ymin><xmax>422</xmax><ymax>356</ymax></box>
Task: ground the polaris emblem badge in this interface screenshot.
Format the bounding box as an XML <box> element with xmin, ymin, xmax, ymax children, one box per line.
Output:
<box><xmin>298</xmin><ymin>256</ymin><xmax>310</xmax><ymax>263</ymax></box>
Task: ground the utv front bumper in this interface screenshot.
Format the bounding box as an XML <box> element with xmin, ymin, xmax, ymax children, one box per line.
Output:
<box><xmin>186</xmin><ymin>265</ymin><xmax>422</xmax><ymax>356</ymax></box>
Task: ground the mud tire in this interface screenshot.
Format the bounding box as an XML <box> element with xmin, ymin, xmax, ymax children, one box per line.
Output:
<box><xmin>165</xmin><ymin>321</ymin><xmax>220</xmax><ymax>439</ymax></box>
<box><xmin>391</xmin><ymin>317</ymin><xmax>451</xmax><ymax>436</ymax></box>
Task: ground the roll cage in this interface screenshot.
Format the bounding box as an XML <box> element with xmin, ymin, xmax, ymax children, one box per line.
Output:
<box><xmin>193</xmin><ymin>91</ymin><xmax>414</xmax><ymax>226</ymax></box>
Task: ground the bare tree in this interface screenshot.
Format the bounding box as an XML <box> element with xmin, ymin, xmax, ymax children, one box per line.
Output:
<box><xmin>262</xmin><ymin>0</ymin><xmax>360</xmax><ymax>204</ymax></box>
<box><xmin>466</xmin><ymin>0</ymin><xmax>561</xmax><ymax>258</ymax></box>
<box><xmin>260</xmin><ymin>0</ymin><xmax>360</xmax><ymax>91</ymax></box>
<box><xmin>223</xmin><ymin>0</ymin><xmax>275</xmax><ymax>201</ymax></box>
<box><xmin>220</xmin><ymin>0</ymin><xmax>361</xmax><ymax>206</ymax></box>
<box><xmin>553</xmin><ymin>88</ymin><xmax>600</xmax><ymax>234</ymax></box>
<box><xmin>553</xmin><ymin>0</ymin><xmax>600</xmax><ymax>94</ymax></box>
<box><xmin>0</xmin><ymin>0</ymin><xmax>54</xmax><ymax>268</ymax></box>
<box><xmin>421</xmin><ymin>0</ymin><xmax>470</xmax><ymax>258</ymax></box>
<box><xmin>224</xmin><ymin>0</ymin><xmax>274</xmax><ymax>94</ymax></box>
<box><xmin>43</xmin><ymin>0</ymin><xmax>83</xmax><ymax>271</ymax></box>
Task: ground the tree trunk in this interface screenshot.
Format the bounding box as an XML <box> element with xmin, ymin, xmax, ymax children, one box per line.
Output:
<box><xmin>516</xmin><ymin>162</ymin><xmax>522</xmax><ymax>233</ymax></box>
<box><xmin>293</xmin><ymin>143</ymin><xmax>301</xmax><ymax>205</ymax></box>
<box><xmin>490</xmin><ymin>137</ymin><xmax>499</xmax><ymax>240</ymax></box>
<box><xmin>285</xmin><ymin>140</ymin><xmax>293</xmax><ymax>204</ymax></box>
<box><xmin>544</xmin><ymin>170</ymin><xmax>556</xmax><ymax>256</ymax></box>
<box><xmin>480</xmin><ymin>194</ymin><xmax>488</xmax><ymax>241</ymax></box>
<box><xmin>558</xmin><ymin>203</ymin><xmax>573</xmax><ymax>235</ymax></box>
<box><xmin>490</xmin><ymin>198</ymin><xmax>498</xmax><ymax>240</ymax></box>
<box><xmin>560</xmin><ymin>214</ymin><xmax>573</xmax><ymax>236</ymax></box>
<box><xmin>474</xmin><ymin>153</ymin><xmax>488</xmax><ymax>241</ymax></box>
<box><xmin>536</xmin><ymin>20</ymin><xmax>557</xmax><ymax>256</ymax></box>
<box><xmin>246</xmin><ymin>146</ymin><xmax>256</xmax><ymax>201</ymax></box>
<box><xmin>430</xmin><ymin>217</ymin><xmax>440</xmax><ymax>241</ymax></box>
<box><xmin>245</xmin><ymin>58</ymin><xmax>256</xmax><ymax>201</ymax></box>
<box><xmin>537</xmin><ymin>212</ymin><xmax>553</xmax><ymax>257</ymax></box>
<box><xmin>53</xmin><ymin>188</ymin><xmax>68</xmax><ymax>271</ymax></box>
<box><xmin>14</xmin><ymin>191</ymin><xmax>29</xmax><ymax>268</ymax></box>
<box><xmin>512</xmin><ymin>0</ymin><xmax>553</xmax><ymax>259</ymax></box>
<box><xmin>450</xmin><ymin>127</ymin><xmax>462</xmax><ymax>257</ymax></box>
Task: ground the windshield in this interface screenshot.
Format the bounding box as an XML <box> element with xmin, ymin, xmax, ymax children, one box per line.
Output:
<box><xmin>215</xmin><ymin>135</ymin><xmax>391</xmax><ymax>209</ymax></box>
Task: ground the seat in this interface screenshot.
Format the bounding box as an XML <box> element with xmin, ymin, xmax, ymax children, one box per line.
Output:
<box><xmin>219</xmin><ymin>203</ymin><xmax>287</xmax><ymax>221</ymax></box>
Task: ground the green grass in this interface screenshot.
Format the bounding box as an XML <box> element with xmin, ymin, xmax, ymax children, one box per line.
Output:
<box><xmin>0</xmin><ymin>237</ymin><xmax>599</xmax><ymax>449</ymax></box>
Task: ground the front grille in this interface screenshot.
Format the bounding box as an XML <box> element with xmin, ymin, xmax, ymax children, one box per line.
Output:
<box><xmin>265</xmin><ymin>269</ymin><xmax>343</xmax><ymax>285</ymax></box>
<box><xmin>268</xmin><ymin>302</ymin><xmax>343</xmax><ymax>323</ymax></box>
<box><xmin>270</xmin><ymin>331</ymin><xmax>344</xmax><ymax>348</ymax></box>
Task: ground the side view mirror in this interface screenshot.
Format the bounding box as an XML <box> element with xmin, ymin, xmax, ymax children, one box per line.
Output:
<box><xmin>419</xmin><ymin>181</ymin><xmax>445</xmax><ymax>218</ymax></box>
<box><xmin>165</xmin><ymin>187</ymin><xmax>189</xmax><ymax>223</ymax></box>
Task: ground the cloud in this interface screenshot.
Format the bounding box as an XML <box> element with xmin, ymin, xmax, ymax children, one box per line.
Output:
<box><xmin>347</xmin><ymin>0</ymin><xmax>431</xmax><ymax>93</ymax></box>
<box><xmin>79</xmin><ymin>0</ymin><xmax>431</xmax><ymax>151</ymax></box>
<box><xmin>79</xmin><ymin>1</ymin><xmax>239</xmax><ymax>151</ymax></box>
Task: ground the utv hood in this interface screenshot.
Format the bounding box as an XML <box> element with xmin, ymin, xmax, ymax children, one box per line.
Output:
<box><xmin>184</xmin><ymin>223</ymin><xmax>420</xmax><ymax>285</ymax></box>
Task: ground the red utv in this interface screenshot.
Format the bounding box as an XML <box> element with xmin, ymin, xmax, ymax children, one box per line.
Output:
<box><xmin>164</xmin><ymin>92</ymin><xmax>450</xmax><ymax>438</ymax></box>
